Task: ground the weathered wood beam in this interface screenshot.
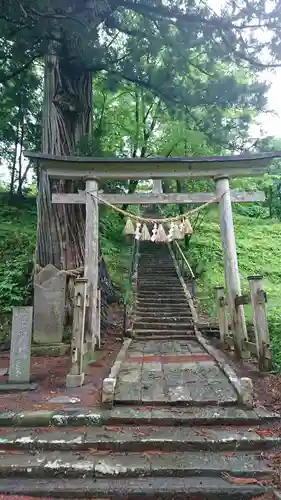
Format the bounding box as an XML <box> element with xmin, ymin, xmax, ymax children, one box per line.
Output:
<box><xmin>25</xmin><ymin>151</ymin><xmax>281</xmax><ymax>180</ymax></box>
<box><xmin>84</xmin><ymin>179</ymin><xmax>99</xmax><ymax>354</ymax></box>
<box><xmin>51</xmin><ymin>190</ymin><xmax>265</xmax><ymax>205</ymax></box>
<box><xmin>39</xmin><ymin>165</ymin><xmax>271</xmax><ymax>180</ymax></box>
<box><xmin>215</xmin><ymin>176</ymin><xmax>248</xmax><ymax>360</ymax></box>
<box><xmin>152</xmin><ymin>179</ymin><xmax>163</xmax><ymax>194</ymax></box>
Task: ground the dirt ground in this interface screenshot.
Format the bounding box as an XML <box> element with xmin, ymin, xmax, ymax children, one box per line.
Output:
<box><xmin>0</xmin><ymin>305</ymin><xmax>123</xmax><ymax>412</ymax></box>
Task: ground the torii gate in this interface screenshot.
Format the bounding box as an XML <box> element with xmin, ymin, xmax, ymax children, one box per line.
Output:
<box><xmin>26</xmin><ymin>151</ymin><xmax>281</xmax><ymax>360</ymax></box>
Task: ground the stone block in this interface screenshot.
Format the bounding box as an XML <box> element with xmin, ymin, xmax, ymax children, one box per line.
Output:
<box><xmin>8</xmin><ymin>306</ymin><xmax>33</xmax><ymax>384</ymax></box>
<box><xmin>31</xmin><ymin>343</ymin><xmax>69</xmax><ymax>357</ymax></box>
<box><xmin>102</xmin><ymin>377</ymin><xmax>116</xmax><ymax>405</ymax></box>
<box><xmin>240</xmin><ymin>377</ymin><xmax>253</xmax><ymax>408</ymax></box>
<box><xmin>66</xmin><ymin>373</ymin><xmax>85</xmax><ymax>388</ymax></box>
<box><xmin>33</xmin><ymin>268</ymin><xmax>66</xmax><ymax>345</ymax></box>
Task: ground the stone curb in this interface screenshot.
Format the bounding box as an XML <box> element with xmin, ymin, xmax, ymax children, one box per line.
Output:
<box><xmin>1</xmin><ymin>427</ymin><xmax>280</xmax><ymax>452</ymax></box>
<box><xmin>0</xmin><ymin>409</ymin><xmax>104</xmax><ymax>428</ymax></box>
<box><xmin>0</xmin><ymin>405</ymin><xmax>279</xmax><ymax>428</ymax></box>
<box><xmin>0</xmin><ymin>476</ymin><xmax>274</xmax><ymax>499</ymax></box>
<box><xmin>195</xmin><ymin>328</ymin><xmax>253</xmax><ymax>408</ymax></box>
<box><xmin>102</xmin><ymin>338</ymin><xmax>132</xmax><ymax>406</ymax></box>
<box><xmin>0</xmin><ymin>450</ymin><xmax>275</xmax><ymax>479</ymax></box>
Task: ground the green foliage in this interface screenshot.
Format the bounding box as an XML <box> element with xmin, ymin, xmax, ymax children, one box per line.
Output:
<box><xmin>100</xmin><ymin>208</ymin><xmax>127</xmax><ymax>291</ymax></box>
<box><xmin>185</xmin><ymin>206</ymin><xmax>281</xmax><ymax>371</ymax></box>
<box><xmin>0</xmin><ymin>199</ymin><xmax>36</xmax><ymax>314</ymax></box>
<box><xmin>268</xmin><ymin>311</ymin><xmax>281</xmax><ymax>372</ymax></box>
<box><xmin>0</xmin><ymin>197</ymin><xmax>130</xmax><ymax>322</ymax></box>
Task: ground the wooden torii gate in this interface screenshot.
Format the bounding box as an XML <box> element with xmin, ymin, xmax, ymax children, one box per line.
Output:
<box><xmin>26</xmin><ymin>151</ymin><xmax>281</xmax><ymax>362</ymax></box>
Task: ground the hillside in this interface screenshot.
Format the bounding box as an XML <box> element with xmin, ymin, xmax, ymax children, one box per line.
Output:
<box><xmin>187</xmin><ymin>206</ymin><xmax>281</xmax><ymax>370</ymax></box>
<box><xmin>1</xmin><ymin>197</ymin><xmax>281</xmax><ymax>370</ymax></box>
<box><xmin>0</xmin><ymin>196</ymin><xmax>129</xmax><ymax>340</ymax></box>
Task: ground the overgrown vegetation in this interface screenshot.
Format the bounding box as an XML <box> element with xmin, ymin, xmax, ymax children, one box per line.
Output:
<box><xmin>1</xmin><ymin>0</ymin><xmax>281</xmax><ymax>371</ymax></box>
<box><xmin>186</xmin><ymin>205</ymin><xmax>281</xmax><ymax>372</ymax></box>
<box><xmin>0</xmin><ymin>195</ymin><xmax>130</xmax><ymax>342</ymax></box>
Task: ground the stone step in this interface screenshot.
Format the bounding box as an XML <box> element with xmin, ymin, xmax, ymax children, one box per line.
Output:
<box><xmin>134</xmin><ymin>335</ymin><xmax>196</xmax><ymax>341</ymax></box>
<box><xmin>138</xmin><ymin>263</ymin><xmax>174</xmax><ymax>267</ymax></box>
<box><xmin>135</xmin><ymin>305</ymin><xmax>191</xmax><ymax>312</ymax></box>
<box><xmin>135</xmin><ymin>316</ymin><xmax>193</xmax><ymax>323</ymax></box>
<box><xmin>138</xmin><ymin>276</ymin><xmax>180</xmax><ymax>281</ymax></box>
<box><xmin>138</xmin><ymin>268</ymin><xmax>175</xmax><ymax>272</ymax></box>
<box><xmin>137</xmin><ymin>298</ymin><xmax>188</xmax><ymax>304</ymax></box>
<box><xmin>135</xmin><ymin>313</ymin><xmax>192</xmax><ymax>319</ymax></box>
<box><xmin>133</xmin><ymin>329</ymin><xmax>194</xmax><ymax>336</ymax></box>
<box><xmin>0</xmin><ymin>425</ymin><xmax>279</xmax><ymax>452</ymax></box>
<box><xmin>137</xmin><ymin>279</ymin><xmax>181</xmax><ymax>284</ymax></box>
<box><xmin>133</xmin><ymin>323</ymin><xmax>194</xmax><ymax>331</ymax></box>
<box><xmin>0</xmin><ymin>475</ymin><xmax>272</xmax><ymax>498</ymax></box>
<box><xmin>137</xmin><ymin>285</ymin><xmax>182</xmax><ymax>290</ymax></box>
<box><xmin>138</xmin><ymin>272</ymin><xmax>178</xmax><ymax>277</ymax></box>
<box><xmin>137</xmin><ymin>281</ymin><xmax>183</xmax><ymax>295</ymax></box>
<box><xmin>138</xmin><ymin>270</ymin><xmax>177</xmax><ymax>278</ymax></box>
<box><xmin>137</xmin><ymin>295</ymin><xmax>186</xmax><ymax>300</ymax></box>
<box><xmin>135</xmin><ymin>306</ymin><xmax>192</xmax><ymax>318</ymax></box>
<box><xmin>105</xmin><ymin>406</ymin><xmax>281</xmax><ymax>427</ymax></box>
<box><xmin>137</xmin><ymin>296</ymin><xmax>187</xmax><ymax>302</ymax></box>
<box><xmin>1</xmin><ymin>406</ymin><xmax>278</xmax><ymax>428</ymax></box>
<box><xmin>0</xmin><ymin>450</ymin><xmax>272</xmax><ymax>479</ymax></box>
<box><xmin>136</xmin><ymin>303</ymin><xmax>189</xmax><ymax>309</ymax></box>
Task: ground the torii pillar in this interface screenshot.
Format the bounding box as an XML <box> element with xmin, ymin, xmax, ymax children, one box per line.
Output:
<box><xmin>84</xmin><ymin>178</ymin><xmax>99</xmax><ymax>353</ymax></box>
<box><xmin>215</xmin><ymin>176</ymin><xmax>248</xmax><ymax>358</ymax></box>
<box><xmin>152</xmin><ymin>179</ymin><xmax>163</xmax><ymax>193</ymax></box>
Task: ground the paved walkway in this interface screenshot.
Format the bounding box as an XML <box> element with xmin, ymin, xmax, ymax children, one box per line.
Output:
<box><xmin>114</xmin><ymin>339</ymin><xmax>238</xmax><ymax>405</ymax></box>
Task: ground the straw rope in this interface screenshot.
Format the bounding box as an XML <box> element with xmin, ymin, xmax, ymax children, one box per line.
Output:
<box><xmin>88</xmin><ymin>191</ymin><xmax>222</xmax><ymax>223</ymax></box>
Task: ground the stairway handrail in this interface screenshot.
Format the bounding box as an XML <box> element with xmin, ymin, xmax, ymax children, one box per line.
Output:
<box><xmin>173</xmin><ymin>240</ymin><xmax>195</xmax><ymax>279</ymax></box>
<box><xmin>123</xmin><ymin>237</ymin><xmax>139</xmax><ymax>335</ymax></box>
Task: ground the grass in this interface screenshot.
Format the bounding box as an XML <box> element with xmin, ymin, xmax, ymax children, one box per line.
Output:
<box><xmin>187</xmin><ymin>206</ymin><xmax>281</xmax><ymax>371</ymax></box>
<box><xmin>0</xmin><ymin>198</ymin><xmax>131</xmax><ymax>342</ymax></box>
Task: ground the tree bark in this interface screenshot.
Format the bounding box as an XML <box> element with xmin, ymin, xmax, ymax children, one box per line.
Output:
<box><xmin>37</xmin><ymin>51</ymin><xmax>115</xmax><ymax>325</ymax></box>
<box><xmin>17</xmin><ymin>109</ymin><xmax>25</xmax><ymax>196</ymax></box>
<box><xmin>9</xmin><ymin>117</ymin><xmax>20</xmax><ymax>199</ymax></box>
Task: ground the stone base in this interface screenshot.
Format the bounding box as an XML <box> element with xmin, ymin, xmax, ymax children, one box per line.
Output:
<box><xmin>66</xmin><ymin>373</ymin><xmax>85</xmax><ymax>388</ymax></box>
<box><xmin>240</xmin><ymin>377</ymin><xmax>254</xmax><ymax>408</ymax></box>
<box><xmin>0</xmin><ymin>382</ymin><xmax>37</xmax><ymax>392</ymax></box>
<box><xmin>102</xmin><ymin>377</ymin><xmax>116</xmax><ymax>407</ymax></box>
<box><xmin>31</xmin><ymin>343</ymin><xmax>70</xmax><ymax>357</ymax></box>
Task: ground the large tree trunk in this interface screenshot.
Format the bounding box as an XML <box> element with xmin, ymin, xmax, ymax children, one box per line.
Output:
<box><xmin>36</xmin><ymin>51</ymin><xmax>115</xmax><ymax>326</ymax></box>
<box><xmin>37</xmin><ymin>53</ymin><xmax>91</xmax><ymax>270</ymax></box>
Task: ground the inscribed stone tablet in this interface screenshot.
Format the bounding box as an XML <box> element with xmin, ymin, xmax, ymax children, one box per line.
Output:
<box><xmin>8</xmin><ymin>306</ymin><xmax>33</xmax><ymax>383</ymax></box>
<box><xmin>33</xmin><ymin>271</ymin><xmax>66</xmax><ymax>344</ymax></box>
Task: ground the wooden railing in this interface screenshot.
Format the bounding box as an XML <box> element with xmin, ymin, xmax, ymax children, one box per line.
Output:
<box><xmin>66</xmin><ymin>277</ymin><xmax>102</xmax><ymax>387</ymax></box>
<box><xmin>123</xmin><ymin>237</ymin><xmax>140</xmax><ymax>337</ymax></box>
<box><xmin>172</xmin><ymin>240</ymin><xmax>196</xmax><ymax>297</ymax></box>
<box><xmin>215</xmin><ymin>276</ymin><xmax>272</xmax><ymax>372</ymax></box>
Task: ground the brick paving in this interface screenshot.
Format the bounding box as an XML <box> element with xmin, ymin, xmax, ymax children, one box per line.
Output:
<box><xmin>114</xmin><ymin>339</ymin><xmax>238</xmax><ymax>405</ymax></box>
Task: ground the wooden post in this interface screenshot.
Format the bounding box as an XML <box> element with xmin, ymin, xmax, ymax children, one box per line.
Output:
<box><xmin>152</xmin><ymin>179</ymin><xmax>163</xmax><ymax>193</ymax></box>
<box><xmin>215</xmin><ymin>176</ymin><xmax>248</xmax><ymax>358</ymax></box>
<box><xmin>96</xmin><ymin>289</ymin><xmax>101</xmax><ymax>349</ymax></box>
<box><xmin>66</xmin><ymin>278</ymin><xmax>87</xmax><ymax>387</ymax></box>
<box><xmin>248</xmin><ymin>275</ymin><xmax>272</xmax><ymax>371</ymax></box>
<box><xmin>215</xmin><ymin>286</ymin><xmax>228</xmax><ymax>344</ymax></box>
<box><xmin>84</xmin><ymin>179</ymin><xmax>99</xmax><ymax>353</ymax></box>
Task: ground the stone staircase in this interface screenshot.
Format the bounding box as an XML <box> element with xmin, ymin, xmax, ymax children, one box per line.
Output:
<box><xmin>134</xmin><ymin>241</ymin><xmax>195</xmax><ymax>340</ymax></box>
<box><xmin>0</xmin><ymin>240</ymin><xmax>280</xmax><ymax>499</ymax></box>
